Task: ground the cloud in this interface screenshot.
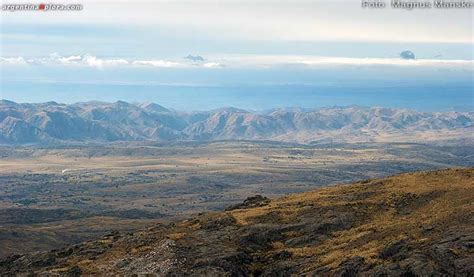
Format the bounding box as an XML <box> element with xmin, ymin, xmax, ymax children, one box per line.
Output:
<box><xmin>15</xmin><ymin>53</ymin><xmax>187</xmax><ymax>68</ymax></box>
<box><xmin>2</xmin><ymin>1</ymin><xmax>472</xmax><ymax>44</ymax></box>
<box><xmin>1</xmin><ymin>53</ymin><xmax>472</xmax><ymax>71</ymax></box>
<box><xmin>184</xmin><ymin>55</ymin><xmax>205</xmax><ymax>62</ymax></box>
<box><xmin>296</xmin><ymin>57</ymin><xmax>472</xmax><ymax>68</ymax></box>
<box><xmin>83</xmin><ymin>56</ymin><xmax>129</xmax><ymax>67</ymax></box>
<box><xmin>140</xmin><ymin>55</ymin><xmax>473</xmax><ymax>70</ymax></box>
<box><xmin>0</xmin><ymin>56</ymin><xmax>27</xmax><ymax>65</ymax></box>
<box><xmin>210</xmin><ymin>55</ymin><xmax>473</xmax><ymax>69</ymax></box>
<box><xmin>0</xmin><ymin>53</ymin><xmax>209</xmax><ymax>69</ymax></box>
<box><xmin>49</xmin><ymin>53</ymin><xmax>82</xmax><ymax>64</ymax></box>
<box><xmin>400</xmin><ymin>50</ymin><xmax>416</xmax><ymax>60</ymax></box>
<box><xmin>132</xmin><ymin>60</ymin><xmax>183</xmax><ymax>68</ymax></box>
<box><xmin>0</xmin><ymin>54</ymin><xmax>146</xmax><ymax>68</ymax></box>
<box><xmin>203</xmin><ymin>62</ymin><xmax>223</xmax><ymax>68</ymax></box>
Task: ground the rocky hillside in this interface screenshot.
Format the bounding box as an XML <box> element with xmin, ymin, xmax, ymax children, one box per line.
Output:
<box><xmin>1</xmin><ymin>168</ymin><xmax>472</xmax><ymax>275</ymax></box>
<box><xmin>0</xmin><ymin>100</ymin><xmax>472</xmax><ymax>144</ymax></box>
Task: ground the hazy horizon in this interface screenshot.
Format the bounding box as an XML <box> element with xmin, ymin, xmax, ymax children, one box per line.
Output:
<box><xmin>2</xmin><ymin>82</ymin><xmax>472</xmax><ymax>112</ymax></box>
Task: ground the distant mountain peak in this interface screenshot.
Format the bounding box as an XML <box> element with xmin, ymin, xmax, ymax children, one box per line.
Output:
<box><xmin>0</xmin><ymin>99</ymin><xmax>18</xmax><ymax>107</ymax></box>
<box><xmin>139</xmin><ymin>102</ymin><xmax>170</xmax><ymax>113</ymax></box>
<box><xmin>212</xmin><ymin>107</ymin><xmax>249</xmax><ymax>113</ymax></box>
<box><xmin>114</xmin><ymin>100</ymin><xmax>134</xmax><ymax>108</ymax></box>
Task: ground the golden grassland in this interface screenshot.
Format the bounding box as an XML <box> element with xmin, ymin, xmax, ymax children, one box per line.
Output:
<box><xmin>230</xmin><ymin>168</ymin><xmax>473</xmax><ymax>270</ymax></box>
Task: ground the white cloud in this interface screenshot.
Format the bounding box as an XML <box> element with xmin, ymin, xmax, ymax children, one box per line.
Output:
<box><xmin>0</xmin><ymin>56</ymin><xmax>28</xmax><ymax>65</ymax></box>
<box><xmin>296</xmin><ymin>57</ymin><xmax>474</xmax><ymax>67</ymax></box>
<box><xmin>1</xmin><ymin>53</ymin><xmax>472</xmax><ymax>70</ymax></box>
<box><xmin>210</xmin><ymin>54</ymin><xmax>474</xmax><ymax>69</ymax></box>
<box><xmin>83</xmin><ymin>56</ymin><xmax>129</xmax><ymax>68</ymax></box>
<box><xmin>202</xmin><ymin>62</ymin><xmax>223</xmax><ymax>68</ymax></box>
<box><xmin>49</xmin><ymin>53</ymin><xmax>83</xmax><ymax>64</ymax></box>
<box><xmin>132</xmin><ymin>60</ymin><xmax>183</xmax><ymax>68</ymax></box>
<box><xmin>0</xmin><ymin>54</ymin><xmax>131</xmax><ymax>68</ymax></box>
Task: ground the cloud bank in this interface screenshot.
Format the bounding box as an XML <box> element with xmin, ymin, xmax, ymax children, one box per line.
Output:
<box><xmin>1</xmin><ymin>53</ymin><xmax>472</xmax><ymax>70</ymax></box>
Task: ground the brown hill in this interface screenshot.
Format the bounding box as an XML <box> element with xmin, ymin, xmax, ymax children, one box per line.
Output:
<box><xmin>1</xmin><ymin>168</ymin><xmax>473</xmax><ymax>276</ymax></box>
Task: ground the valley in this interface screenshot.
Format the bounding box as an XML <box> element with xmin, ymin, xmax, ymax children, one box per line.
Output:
<box><xmin>0</xmin><ymin>141</ymin><xmax>472</xmax><ymax>258</ymax></box>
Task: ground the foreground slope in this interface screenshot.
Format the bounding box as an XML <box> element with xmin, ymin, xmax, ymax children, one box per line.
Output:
<box><xmin>1</xmin><ymin>168</ymin><xmax>473</xmax><ymax>275</ymax></box>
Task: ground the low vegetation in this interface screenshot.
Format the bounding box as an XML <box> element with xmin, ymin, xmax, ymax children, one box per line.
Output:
<box><xmin>0</xmin><ymin>142</ymin><xmax>472</xmax><ymax>258</ymax></box>
<box><xmin>1</xmin><ymin>168</ymin><xmax>472</xmax><ymax>275</ymax></box>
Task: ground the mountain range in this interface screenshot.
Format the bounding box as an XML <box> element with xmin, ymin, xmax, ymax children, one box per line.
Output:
<box><xmin>0</xmin><ymin>100</ymin><xmax>472</xmax><ymax>145</ymax></box>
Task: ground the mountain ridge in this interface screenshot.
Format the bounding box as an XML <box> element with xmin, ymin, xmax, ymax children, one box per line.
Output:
<box><xmin>1</xmin><ymin>100</ymin><xmax>472</xmax><ymax>145</ymax></box>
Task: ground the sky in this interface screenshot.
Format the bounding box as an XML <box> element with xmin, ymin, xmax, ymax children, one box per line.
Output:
<box><xmin>1</xmin><ymin>0</ymin><xmax>473</xmax><ymax>111</ymax></box>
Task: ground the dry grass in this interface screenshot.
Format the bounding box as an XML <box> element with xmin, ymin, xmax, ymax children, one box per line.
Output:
<box><xmin>229</xmin><ymin>168</ymin><xmax>473</xmax><ymax>270</ymax></box>
<box><xmin>2</xmin><ymin>167</ymin><xmax>473</xmax><ymax>275</ymax></box>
